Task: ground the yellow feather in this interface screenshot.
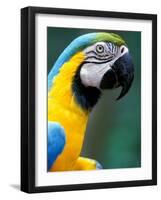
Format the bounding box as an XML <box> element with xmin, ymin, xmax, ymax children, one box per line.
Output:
<box><xmin>48</xmin><ymin>52</ymin><xmax>90</xmax><ymax>171</ymax></box>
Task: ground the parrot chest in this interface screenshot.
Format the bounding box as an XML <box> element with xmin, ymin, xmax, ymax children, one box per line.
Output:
<box><xmin>48</xmin><ymin>99</ymin><xmax>89</xmax><ymax>171</ymax></box>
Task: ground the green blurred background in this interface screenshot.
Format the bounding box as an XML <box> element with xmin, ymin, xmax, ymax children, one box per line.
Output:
<box><xmin>47</xmin><ymin>27</ymin><xmax>141</xmax><ymax>169</ymax></box>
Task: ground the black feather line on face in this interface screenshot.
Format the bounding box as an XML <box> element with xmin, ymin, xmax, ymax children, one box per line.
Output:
<box><xmin>72</xmin><ymin>62</ymin><xmax>101</xmax><ymax>111</ymax></box>
<box><xmin>86</xmin><ymin>56</ymin><xmax>114</xmax><ymax>62</ymax></box>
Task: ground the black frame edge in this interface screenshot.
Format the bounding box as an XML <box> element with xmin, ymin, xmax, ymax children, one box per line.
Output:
<box><xmin>32</xmin><ymin>180</ymin><xmax>155</xmax><ymax>193</ymax></box>
<box><xmin>21</xmin><ymin>7</ymin><xmax>30</xmax><ymax>193</ymax></box>
<box><xmin>21</xmin><ymin>6</ymin><xmax>157</xmax><ymax>193</ymax></box>
<box><xmin>152</xmin><ymin>14</ymin><xmax>157</xmax><ymax>185</ymax></box>
<box><xmin>21</xmin><ymin>7</ymin><xmax>35</xmax><ymax>193</ymax></box>
<box><xmin>23</xmin><ymin>6</ymin><xmax>157</xmax><ymax>19</ymax></box>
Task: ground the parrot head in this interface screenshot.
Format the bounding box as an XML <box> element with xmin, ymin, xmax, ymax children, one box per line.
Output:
<box><xmin>78</xmin><ymin>33</ymin><xmax>134</xmax><ymax>100</ymax></box>
<box><xmin>49</xmin><ymin>32</ymin><xmax>134</xmax><ymax>110</ymax></box>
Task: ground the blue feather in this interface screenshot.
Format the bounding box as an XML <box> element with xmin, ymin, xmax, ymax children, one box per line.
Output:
<box><xmin>48</xmin><ymin>33</ymin><xmax>97</xmax><ymax>91</ymax></box>
<box><xmin>48</xmin><ymin>122</ymin><xmax>66</xmax><ymax>171</ymax></box>
<box><xmin>96</xmin><ymin>161</ymin><xmax>103</xmax><ymax>169</ymax></box>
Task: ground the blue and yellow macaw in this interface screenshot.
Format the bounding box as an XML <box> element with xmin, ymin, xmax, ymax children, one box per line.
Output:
<box><xmin>48</xmin><ymin>32</ymin><xmax>134</xmax><ymax>171</ymax></box>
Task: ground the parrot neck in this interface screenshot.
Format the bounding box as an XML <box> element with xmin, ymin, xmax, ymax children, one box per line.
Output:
<box><xmin>48</xmin><ymin>52</ymin><xmax>89</xmax><ymax>116</ymax></box>
<box><xmin>48</xmin><ymin>52</ymin><xmax>101</xmax><ymax>114</ymax></box>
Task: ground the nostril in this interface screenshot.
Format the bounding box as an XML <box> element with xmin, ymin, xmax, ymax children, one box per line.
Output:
<box><xmin>121</xmin><ymin>47</ymin><xmax>125</xmax><ymax>54</ymax></box>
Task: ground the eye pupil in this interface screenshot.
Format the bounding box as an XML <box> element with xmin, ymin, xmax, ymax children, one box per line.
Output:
<box><xmin>96</xmin><ymin>45</ymin><xmax>104</xmax><ymax>53</ymax></box>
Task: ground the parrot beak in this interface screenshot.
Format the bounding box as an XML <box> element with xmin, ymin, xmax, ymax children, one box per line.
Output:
<box><xmin>100</xmin><ymin>52</ymin><xmax>134</xmax><ymax>100</ymax></box>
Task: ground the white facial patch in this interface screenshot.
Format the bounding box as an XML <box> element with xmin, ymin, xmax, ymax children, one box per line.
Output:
<box><xmin>80</xmin><ymin>43</ymin><xmax>128</xmax><ymax>88</ymax></box>
<box><xmin>80</xmin><ymin>62</ymin><xmax>112</xmax><ymax>88</ymax></box>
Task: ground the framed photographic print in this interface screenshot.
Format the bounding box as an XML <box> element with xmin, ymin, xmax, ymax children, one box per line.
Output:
<box><xmin>21</xmin><ymin>6</ymin><xmax>157</xmax><ymax>193</ymax></box>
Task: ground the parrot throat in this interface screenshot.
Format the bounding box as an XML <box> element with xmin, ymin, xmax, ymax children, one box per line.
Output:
<box><xmin>72</xmin><ymin>62</ymin><xmax>101</xmax><ymax>111</ymax></box>
<box><xmin>49</xmin><ymin>52</ymin><xmax>101</xmax><ymax>113</ymax></box>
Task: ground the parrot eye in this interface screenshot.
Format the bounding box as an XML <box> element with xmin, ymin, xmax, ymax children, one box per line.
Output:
<box><xmin>96</xmin><ymin>44</ymin><xmax>104</xmax><ymax>54</ymax></box>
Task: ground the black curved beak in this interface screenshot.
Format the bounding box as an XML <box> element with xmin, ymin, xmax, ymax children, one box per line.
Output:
<box><xmin>100</xmin><ymin>52</ymin><xmax>134</xmax><ymax>100</ymax></box>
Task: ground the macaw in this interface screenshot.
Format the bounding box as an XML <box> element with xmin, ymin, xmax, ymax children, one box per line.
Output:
<box><xmin>48</xmin><ymin>32</ymin><xmax>134</xmax><ymax>172</ymax></box>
